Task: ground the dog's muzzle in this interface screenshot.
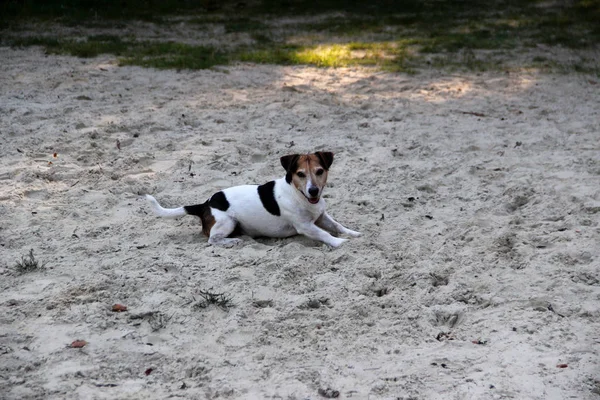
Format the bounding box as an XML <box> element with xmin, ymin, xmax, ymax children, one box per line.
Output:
<box><xmin>307</xmin><ymin>187</ymin><xmax>320</xmax><ymax>204</ymax></box>
<box><xmin>299</xmin><ymin>188</ymin><xmax>320</xmax><ymax>204</ymax></box>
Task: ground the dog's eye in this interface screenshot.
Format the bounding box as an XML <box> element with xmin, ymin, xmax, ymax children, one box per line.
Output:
<box><xmin>316</xmin><ymin>169</ymin><xmax>324</xmax><ymax>176</ymax></box>
<box><xmin>297</xmin><ymin>172</ymin><xmax>306</xmax><ymax>178</ymax></box>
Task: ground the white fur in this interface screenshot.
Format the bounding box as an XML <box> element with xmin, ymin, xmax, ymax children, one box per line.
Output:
<box><xmin>146</xmin><ymin>178</ymin><xmax>360</xmax><ymax>248</ymax></box>
<box><xmin>305</xmin><ymin>177</ymin><xmax>313</xmax><ymax>197</ymax></box>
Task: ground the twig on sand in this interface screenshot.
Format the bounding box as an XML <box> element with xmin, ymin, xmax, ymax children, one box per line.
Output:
<box><xmin>547</xmin><ymin>303</ymin><xmax>565</xmax><ymax>318</ymax></box>
<box><xmin>458</xmin><ymin>111</ymin><xmax>487</xmax><ymax>117</ymax></box>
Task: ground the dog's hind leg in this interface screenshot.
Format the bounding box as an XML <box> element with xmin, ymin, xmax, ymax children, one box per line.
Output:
<box><xmin>207</xmin><ymin>210</ymin><xmax>242</xmax><ymax>247</ymax></box>
<box><xmin>316</xmin><ymin>212</ymin><xmax>361</xmax><ymax>237</ymax></box>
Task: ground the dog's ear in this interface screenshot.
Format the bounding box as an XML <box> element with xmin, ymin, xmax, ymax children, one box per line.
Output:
<box><xmin>315</xmin><ymin>151</ymin><xmax>334</xmax><ymax>170</ymax></box>
<box><xmin>281</xmin><ymin>154</ymin><xmax>300</xmax><ymax>184</ymax></box>
<box><xmin>280</xmin><ymin>154</ymin><xmax>299</xmax><ymax>172</ymax></box>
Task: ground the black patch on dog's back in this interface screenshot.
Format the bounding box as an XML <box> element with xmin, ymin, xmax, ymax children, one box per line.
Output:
<box><xmin>257</xmin><ymin>181</ymin><xmax>281</xmax><ymax>216</ymax></box>
<box><xmin>209</xmin><ymin>191</ymin><xmax>229</xmax><ymax>211</ymax></box>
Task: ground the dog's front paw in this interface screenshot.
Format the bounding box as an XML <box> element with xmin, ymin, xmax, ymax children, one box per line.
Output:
<box><xmin>328</xmin><ymin>237</ymin><xmax>347</xmax><ymax>248</ymax></box>
<box><xmin>344</xmin><ymin>229</ymin><xmax>362</xmax><ymax>238</ymax></box>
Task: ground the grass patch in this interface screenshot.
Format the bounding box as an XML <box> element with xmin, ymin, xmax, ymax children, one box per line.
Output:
<box><xmin>59</xmin><ymin>38</ymin><xmax>129</xmax><ymax>58</ymax></box>
<box><xmin>529</xmin><ymin>57</ymin><xmax>600</xmax><ymax>76</ymax></box>
<box><xmin>193</xmin><ymin>290</ymin><xmax>234</xmax><ymax>310</ymax></box>
<box><xmin>2</xmin><ymin>0</ymin><xmax>598</xmax><ymax>72</ymax></box>
<box><xmin>237</xmin><ymin>45</ymin><xmax>301</xmax><ymax>65</ymax></box>
<box><xmin>8</xmin><ymin>35</ymin><xmax>128</xmax><ymax>57</ymax></box>
<box><xmin>120</xmin><ymin>42</ymin><xmax>228</xmax><ymax>70</ymax></box>
<box><xmin>294</xmin><ymin>44</ymin><xmax>352</xmax><ymax>67</ymax></box>
<box><xmin>14</xmin><ymin>249</ymin><xmax>45</xmax><ymax>274</ymax></box>
<box><xmin>238</xmin><ymin>42</ymin><xmax>415</xmax><ymax>72</ymax></box>
<box><xmin>7</xmin><ymin>36</ymin><xmax>227</xmax><ymax>69</ymax></box>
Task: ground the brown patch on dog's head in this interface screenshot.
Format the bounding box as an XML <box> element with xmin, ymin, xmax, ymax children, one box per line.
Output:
<box><xmin>280</xmin><ymin>152</ymin><xmax>334</xmax><ymax>204</ymax></box>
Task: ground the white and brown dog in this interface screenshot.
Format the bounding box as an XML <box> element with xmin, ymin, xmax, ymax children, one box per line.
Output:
<box><xmin>145</xmin><ymin>151</ymin><xmax>361</xmax><ymax>247</ymax></box>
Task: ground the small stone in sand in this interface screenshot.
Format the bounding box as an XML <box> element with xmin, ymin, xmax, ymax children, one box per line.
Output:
<box><xmin>318</xmin><ymin>388</ymin><xmax>340</xmax><ymax>398</ymax></box>
<box><xmin>112</xmin><ymin>304</ymin><xmax>128</xmax><ymax>312</ymax></box>
<box><xmin>70</xmin><ymin>340</ymin><xmax>87</xmax><ymax>348</ymax></box>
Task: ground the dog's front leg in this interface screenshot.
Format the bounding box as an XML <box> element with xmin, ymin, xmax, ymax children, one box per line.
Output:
<box><xmin>295</xmin><ymin>223</ymin><xmax>347</xmax><ymax>248</ymax></box>
<box><xmin>316</xmin><ymin>212</ymin><xmax>361</xmax><ymax>237</ymax></box>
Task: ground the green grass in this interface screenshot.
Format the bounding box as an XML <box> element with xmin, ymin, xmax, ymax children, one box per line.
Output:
<box><xmin>8</xmin><ymin>35</ymin><xmax>129</xmax><ymax>57</ymax></box>
<box><xmin>8</xmin><ymin>36</ymin><xmax>61</xmax><ymax>48</ymax></box>
<box><xmin>5</xmin><ymin>35</ymin><xmax>416</xmax><ymax>71</ymax></box>
<box><xmin>7</xmin><ymin>35</ymin><xmax>228</xmax><ymax>69</ymax></box>
<box><xmin>2</xmin><ymin>0</ymin><xmax>599</xmax><ymax>72</ymax></box>
<box><xmin>289</xmin><ymin>44</ymin><xmax>352</xmax><ymax>67</ymax></box>
<box><xmin>237</xmin><ymin>42</ymin><xmax>415</xmax><ymax>72</ymax></box>
<box><xmin>120</xmin><ymin>43</ymin><xmax>228</xmax><ymax>70</ymax></box>
<box><xmin>237</xmin><ymin>45</ymin><xmax>301</xmax><ymax>65</ymax></box>
<box><xmin>529</xmin><ymin>56</ymin><xmax>600</xmax><ymax>76</ymax></box>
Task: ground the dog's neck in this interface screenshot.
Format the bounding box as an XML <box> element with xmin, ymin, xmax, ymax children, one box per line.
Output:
<box><xmin>280</xmin><ymin>176</ymin><xmax>302</xmax><ymax>199</ymax></box>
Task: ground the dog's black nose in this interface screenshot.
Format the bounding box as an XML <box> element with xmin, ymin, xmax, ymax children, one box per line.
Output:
<box><xmin>308</xmin><ymin>187</ymin><xmax>319</xmax><ymax>197</ymax></box>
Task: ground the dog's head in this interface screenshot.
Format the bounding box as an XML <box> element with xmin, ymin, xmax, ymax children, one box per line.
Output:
<box><xmin>280</xmin><ymin>151</ymin><xmax>334</xmax><ymax>204</ymax></box>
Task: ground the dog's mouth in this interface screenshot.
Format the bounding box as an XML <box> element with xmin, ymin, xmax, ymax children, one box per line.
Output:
<box><xmin>298</xmin><ymin>189</ymin><xmax>320</xmax><ymax>204</ymax></box>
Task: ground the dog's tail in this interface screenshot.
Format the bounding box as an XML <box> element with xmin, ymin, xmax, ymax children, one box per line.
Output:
<box><xmin>145</xmin><ymin>194</ymin><xmax>189</xmax><ymax>218</ymax></box>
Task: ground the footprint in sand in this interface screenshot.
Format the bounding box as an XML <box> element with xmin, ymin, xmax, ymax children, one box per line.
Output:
<box><xmin>23</xmin><ymin>189</ymin><xmax>49</xmax><ymax>200</ymax></box>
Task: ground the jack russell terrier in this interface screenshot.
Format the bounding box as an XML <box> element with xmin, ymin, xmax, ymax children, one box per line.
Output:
<box><xmin>145</xmin><ymin>151</ymin><xmax>361</xmax><ymax>247</ymax></box>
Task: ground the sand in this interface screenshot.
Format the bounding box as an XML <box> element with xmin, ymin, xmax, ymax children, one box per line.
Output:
<box><xmin>1</xmin><ymin>46</ymin><xmax>599</xmax><ymax>399</ymax></box>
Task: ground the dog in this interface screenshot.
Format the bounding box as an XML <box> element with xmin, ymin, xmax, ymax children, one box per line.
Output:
<box><xmin>145</xmin><ymin>151</ymin><xmax>361</xmax><ymax>247</ymax></box>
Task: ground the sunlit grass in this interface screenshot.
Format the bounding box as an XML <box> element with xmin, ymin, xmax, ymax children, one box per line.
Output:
<box><xmin>293</xmin><ymin>44</ymin><xmax>350</xmax><ymax>67</ymax></box>
<box><xmin>237</xmin><ymin>41</ymin><xmax>415</xmax><ymax>72</ymax></box>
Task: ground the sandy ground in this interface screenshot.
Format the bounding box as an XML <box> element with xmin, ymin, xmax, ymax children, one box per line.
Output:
<box><xmin>1</xmin><ymin>46</ymin><xmax>599</xmax><ymax>400</ymax></box>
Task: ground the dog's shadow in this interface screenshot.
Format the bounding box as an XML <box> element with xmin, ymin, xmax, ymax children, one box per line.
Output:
<box><xmin>164</xmin><ymin>229</ymin><xmax>327</xmax><ymax>249</ymax></box>
<box><xmin>251</xmin><ymin>235</ymin><xmax>324</xmax><ymax>249</ymax></box>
